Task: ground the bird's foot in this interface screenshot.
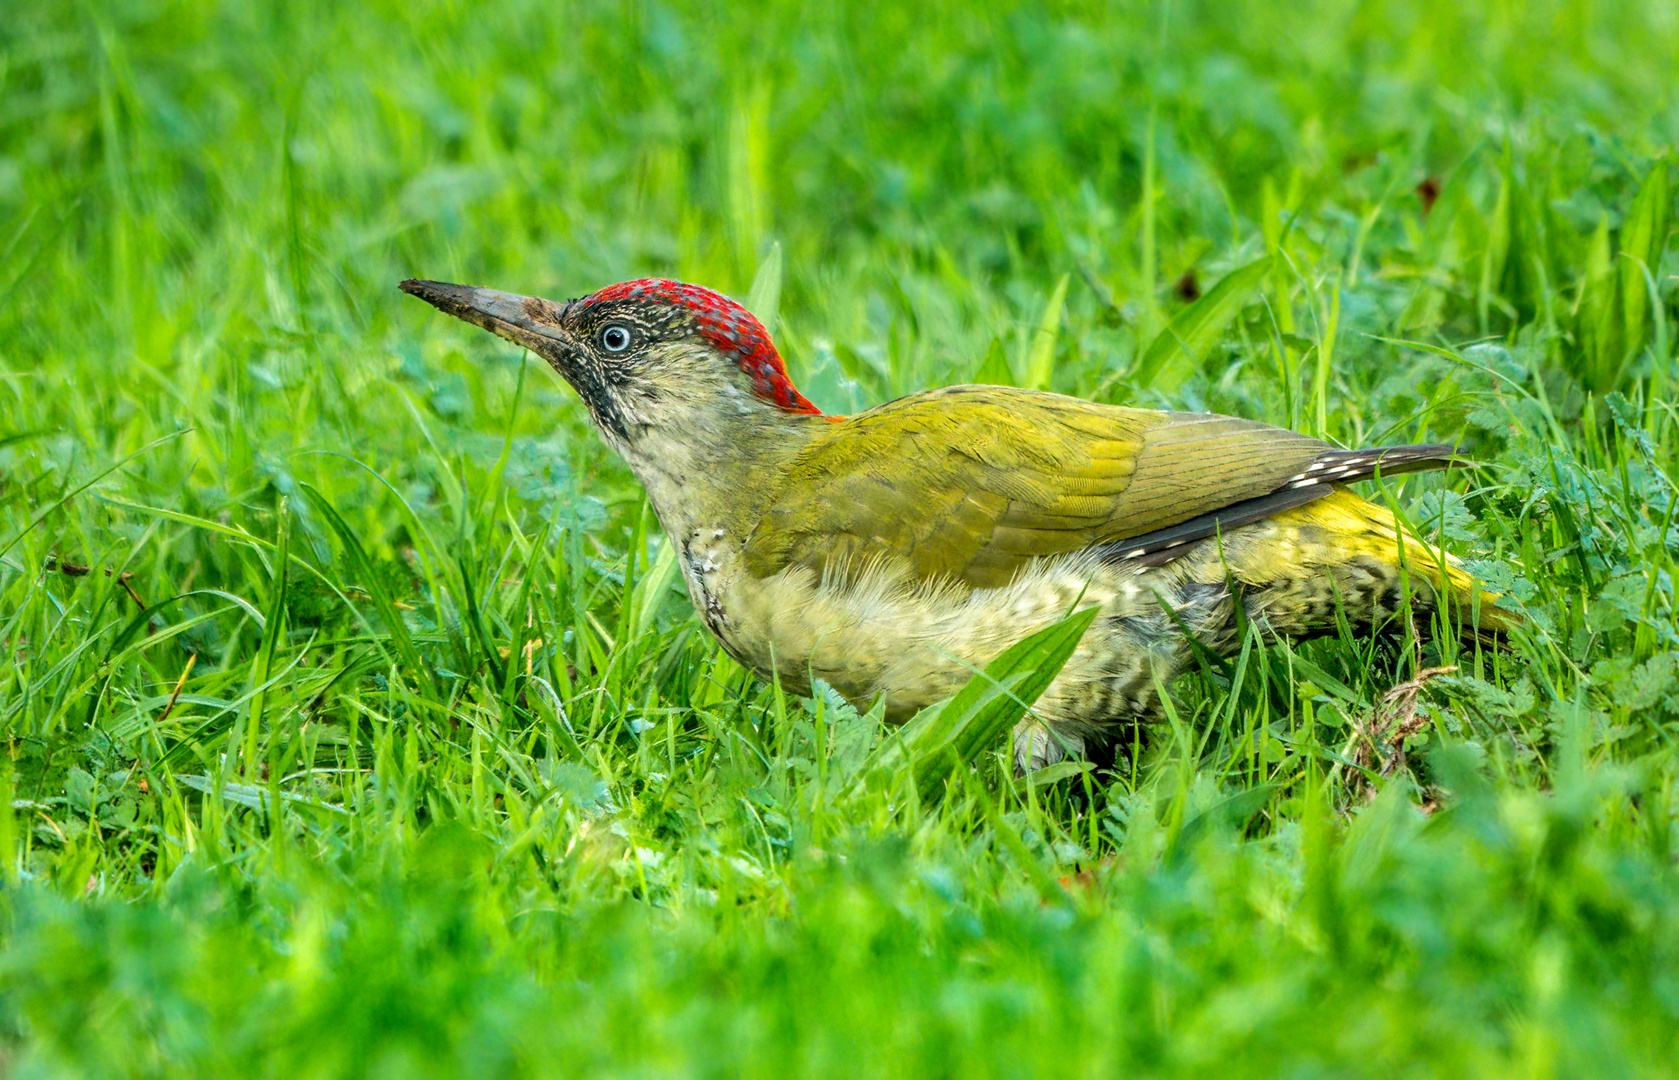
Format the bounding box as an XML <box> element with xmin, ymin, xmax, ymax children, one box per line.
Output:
<box><xmin>1012</xmin><ymin>718</ymin><xmax>1086</xmax><ymax>774</ymax></box>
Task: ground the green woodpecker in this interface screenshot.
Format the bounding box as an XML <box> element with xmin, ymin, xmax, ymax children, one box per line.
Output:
<box><xmin>400</xmin><ymin>277</ymin><xmax>1514</xmax><ymax>770</ymax></box>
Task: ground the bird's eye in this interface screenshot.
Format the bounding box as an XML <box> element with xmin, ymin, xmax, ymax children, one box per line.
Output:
<box><xmin>599</xmin><ymin>325</ymin><xmax>632</xmax><ymax>353</ymax></box>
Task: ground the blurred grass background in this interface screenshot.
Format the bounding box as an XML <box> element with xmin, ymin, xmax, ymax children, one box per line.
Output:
<box><xmin>3</xmin><ymin>0</ymin><xmax>1679</xmax><ymax>1075</ymax></box>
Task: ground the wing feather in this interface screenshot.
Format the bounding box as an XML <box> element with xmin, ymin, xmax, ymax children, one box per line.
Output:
<box><xmin>741</xmin><ymin>386</ymin><xmax>1456</xmax><ymax>589</ymax></box>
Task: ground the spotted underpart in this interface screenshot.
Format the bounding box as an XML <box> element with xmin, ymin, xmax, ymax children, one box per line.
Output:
<box><xmin>696</xmin><ymin>484</ymin><xmax>1482</xmax><ymax>774</ymax></box>
<box><xmin>583</xmin><ymin>279</ymin><xmax>821</xmax><ymax>415</ymax></box>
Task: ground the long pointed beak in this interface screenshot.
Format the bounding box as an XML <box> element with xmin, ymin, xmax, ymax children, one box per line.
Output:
<box><xmin>399</xmin><ymin>279</ymin><xmax>572</xmax><ymax>355</ymax></box>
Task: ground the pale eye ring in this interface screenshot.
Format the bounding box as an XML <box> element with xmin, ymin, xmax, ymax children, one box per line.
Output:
<box><xmin>600</xmin><ymin>324</ymin><xmax>632</xmax><ymax>353</ymax></box>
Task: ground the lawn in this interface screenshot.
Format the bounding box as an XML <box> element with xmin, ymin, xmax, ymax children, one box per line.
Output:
<box><xmin>3</xmin><ymin>0</ymin><xmax>1679</xmax><ymax>1075</ymax></box>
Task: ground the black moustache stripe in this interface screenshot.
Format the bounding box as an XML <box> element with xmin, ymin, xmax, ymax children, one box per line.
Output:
<box><xmin>538</xmin><ymin>349</ymin><xmax>631</xmax><ymax>444</ymax></box>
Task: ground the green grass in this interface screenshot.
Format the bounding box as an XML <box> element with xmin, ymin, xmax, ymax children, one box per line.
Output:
<box><xmin>3</xmin><ymin>0</ymin><xmax>1679</xmax><ymax>1074</ymax></box>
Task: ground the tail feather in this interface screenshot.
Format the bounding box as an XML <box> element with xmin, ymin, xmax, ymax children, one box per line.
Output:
<box><xmin>1428</xmin><ymin>546</ymin><xmax>1524</xmax><ymax>642</ymax></box>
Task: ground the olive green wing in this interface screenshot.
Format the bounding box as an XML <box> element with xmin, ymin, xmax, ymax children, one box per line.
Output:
<box><xmin>741</xmin><ymin>385</ymin><xmax>1341</xmax><ymax>589</ymax></box>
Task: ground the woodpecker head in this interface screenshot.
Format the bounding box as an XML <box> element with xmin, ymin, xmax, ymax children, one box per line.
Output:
<box><xmin>399</xmin><ymin>277</ymin><xmax>821</xmax><ymax>456</ymax></box>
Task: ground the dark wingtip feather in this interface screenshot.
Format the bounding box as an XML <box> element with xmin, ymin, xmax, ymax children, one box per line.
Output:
<box><xmin>1275</xmin><ymin>444</ymin><xmax>1469</xmax><ymax>492</ymax></box>
<box><xmin>1103</xmin><ymin>443</ymin><xmax>1472</xmax><ymax>566</ymax></box>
